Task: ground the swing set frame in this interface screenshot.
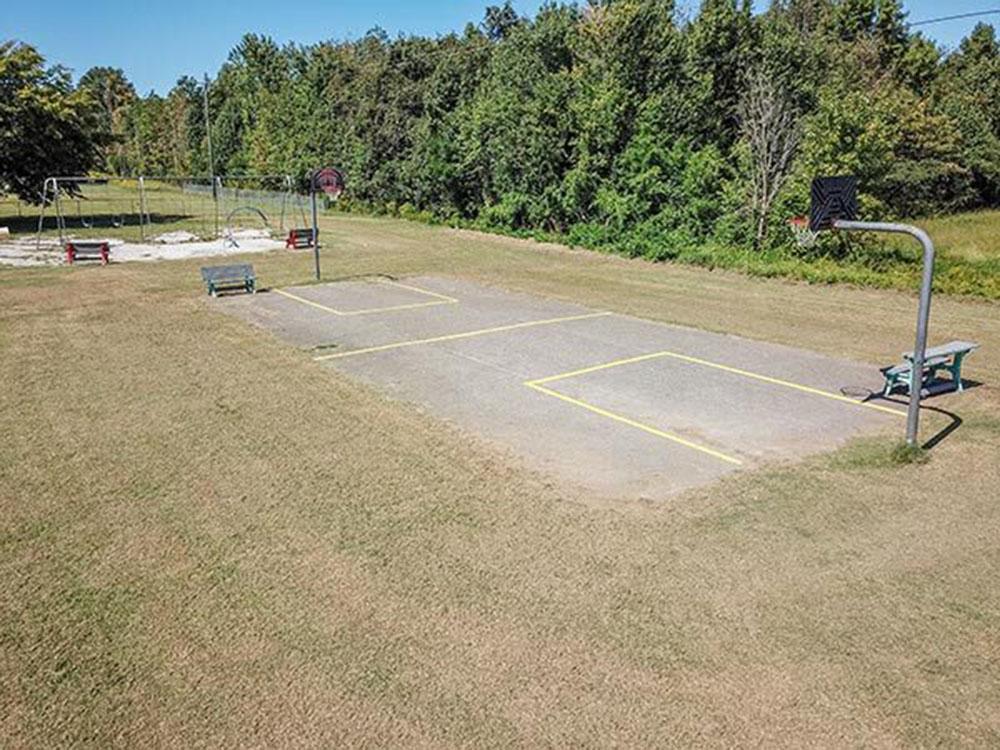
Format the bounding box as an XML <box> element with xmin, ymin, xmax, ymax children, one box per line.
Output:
<box><xmin>36</xmin><ymin>174</ymin><xmax>308</xmax><ymax>249</ymax></box>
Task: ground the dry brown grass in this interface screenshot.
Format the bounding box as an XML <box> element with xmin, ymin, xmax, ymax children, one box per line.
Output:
<box><xmin>1</xmin><ymin>214</ymin><xmax>999</xmax><ymax>747</ymax></box>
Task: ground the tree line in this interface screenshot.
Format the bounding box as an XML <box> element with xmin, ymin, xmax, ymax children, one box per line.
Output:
<box><xmin>3</xmin><ymin>0</ymin><xmax>999</xmax><ymax>253</ymax></box>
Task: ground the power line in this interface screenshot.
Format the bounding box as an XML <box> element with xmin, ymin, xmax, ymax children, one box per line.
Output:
<box><xmin>911</xmin><ymin>9</ymin><xmax>1000</xmax><ymax>27</ymax></box>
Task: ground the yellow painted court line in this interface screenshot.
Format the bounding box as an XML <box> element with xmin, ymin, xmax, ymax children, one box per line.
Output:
<box><xmin>528</xmin><ymin>349</ymin><xmax>905</xmax><ymax>417</ymax></box>
<box><xmin>314</xmin><ymin>311</ymin><xmax>613</xmax><ymax>361</ymax></box>
<box><xmin>525</xmin><ymin>382</ymin><xmax>743</xmax><ymax>466</ymax></box>
<box><xmin>339</xmin><ymin>298</ymin><xmax>456</xmax><ymax>316</ymax></box>
<box><xmin>273</xmin><ymin>287</ymin><xmax>346</xmax><ymax>315</ymax></box>
<box><xmin>274</xmin><ymin>280</ymin><xmax>458</xmax><ymax>317</ymax></box>
<box><xmin>379</xmin><ymin>279</ymin><xmax>458</xmax><ymax>304</ymax></box>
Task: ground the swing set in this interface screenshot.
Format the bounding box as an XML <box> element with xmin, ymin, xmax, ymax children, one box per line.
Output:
<box><xmin>36</xmin><ymin>174</ymin><xmax>309</xmax><ymax>249</ymax></box>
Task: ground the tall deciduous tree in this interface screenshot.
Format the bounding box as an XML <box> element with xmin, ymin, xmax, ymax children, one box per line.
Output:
<box><xmin>933</xmin><ymin>24</ymin><xmax>1000</xmax><ymax>205</ymax></box>
<box><xmin>739</xmin><ymin>69</ymin><xmax>800</xmax><ymax>248</ymax></box>
<box><xmin>78</xmin><ymin>66</ymin><xmax>136</xmax><ymax>174</ymax></box>
<box><xmin>0</xmin><ymin>42</ymin><xmax>103</xmax><ymax>202</ymax></box>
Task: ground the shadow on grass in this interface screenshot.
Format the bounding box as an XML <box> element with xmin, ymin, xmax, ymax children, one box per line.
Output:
<box><xmin>1</xmin><ymin>212</ymin><xmax>200</xmax><ymax>235</ymax></box>
<box><xmin>920</xmin><ymin>405</ymin><xmax>965</xmax><ymax>451</ymax></box>
<box><xmin>841</xmin><ymin>379</ymin><xmax>982</xmax><ymax>452</ymax></box>
<box><xmin>864</xmin><ymin>378</ymin><xmax>982</xmax><ymax>453</ymax></box>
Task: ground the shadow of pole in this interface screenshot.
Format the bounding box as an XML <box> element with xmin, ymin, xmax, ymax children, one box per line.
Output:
<box><xmin>862</xmin><ymin>390</ymin><xmax>968</xmax><ymax>451</ymax></box>
<box><xmin>920</xmin><ymin>405</ymin><xmax>964</xmax><ymax>451</ymax></box>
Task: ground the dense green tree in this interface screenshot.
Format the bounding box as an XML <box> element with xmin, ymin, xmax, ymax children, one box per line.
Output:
<box><xmin>686</xmin><ymin>0</ymin><xmax>754</xmax><ymax>149</ymax></box>
<box><xmin>78</xmin><ymin>66</ymin><xmax>136</xmax><ymax>174</ymax></box>
<box><xmin>483</xmin><ymin>2</ymin><xmax>523</xmax><ymax>40</ymax></box>
<box><xmin>461</xmin><ymin>4</ymin><xmax>578</xmax><ymax>225</ymax></box>
<box><xmin>0</xmin><ymin>42</ymin><xmax>103</xmax><ymax>202</ymax></box>
<box><xmin>41</xmin><ymin>2</ymin><xmax>997</xmax><ymax>252</ymax></box>
<box><xmin>933</xmin><ymin>24</ymin><xmax>1000</xmax><ymax>205</ymax></box>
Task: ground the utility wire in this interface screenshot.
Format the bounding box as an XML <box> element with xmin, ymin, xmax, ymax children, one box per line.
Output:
<box><xmin>911</xmin><ymin>9</ymin><xmax>1000</xmax><ymax>27</ymax></box>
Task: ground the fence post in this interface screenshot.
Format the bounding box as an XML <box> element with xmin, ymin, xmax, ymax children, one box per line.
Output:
<box><xmin>138</xmin><ymin>177</ymin><xmax>148</xmax><ymax>242</ymax></box>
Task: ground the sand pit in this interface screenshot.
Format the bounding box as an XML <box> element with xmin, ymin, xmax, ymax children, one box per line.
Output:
<box><xmin>0</xmin><ymin>229</ymin><xmax>287</xmax><ymax>267</ymax></box>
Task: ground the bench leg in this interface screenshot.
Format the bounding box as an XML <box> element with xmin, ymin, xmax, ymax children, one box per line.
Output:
<box><xmin>951</xmin><ymin>352</ymin><xmax>967</xmax><ymax>392</ymax></box>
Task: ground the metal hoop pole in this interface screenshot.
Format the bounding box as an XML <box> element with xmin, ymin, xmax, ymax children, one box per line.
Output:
<box><xmin>311</xmin><ymin>185</ymin><xmax>321</xmax><ymax>281</ymax></box>
<box><xmin>834</xmin><ymin>220</ymin><xmax>935</xmax><ymax>447</ymax></box>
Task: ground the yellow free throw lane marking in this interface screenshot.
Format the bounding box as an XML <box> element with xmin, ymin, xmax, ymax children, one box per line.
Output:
<box><xmin>314</xmin><ymin>311</ymin><xmax>613</xmax><ymax>361</ymax></box>
<box><xmin>274</xmin><ymin>280</ymin><xmax>458</xmax><ymax>317</ymax></box>
<box><xmin>379</xmin><ymin>279</ymin><xmax>458</xmax><ymax>304</ymax></box>
<box><xmin>273</xmin><ymin>287</ymin><xmax>345</xmax><ymax>315</ymax></box>
<box><xmin>529</xmin><ymin>349</ymin><xmax>906</xmax><ymax>417</ymax></box>
<box><xmin>525</xmin><ymin>382</ymin><xmax>743</xmax><ymax>466</ymax></box>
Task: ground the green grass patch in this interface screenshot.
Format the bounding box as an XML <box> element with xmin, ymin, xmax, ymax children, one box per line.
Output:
<box><xmin>328</xmin><ymin>202</ymin><xmax>1000</xmax><ymax>299</ymax></box>
<box><xmin>829</xmin><ymin>437</ymin><xmax>930</xmax><ymax>470</ymax></box>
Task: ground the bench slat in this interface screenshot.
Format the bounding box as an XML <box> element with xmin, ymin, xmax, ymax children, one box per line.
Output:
<box><xmin>904</xmin><ymin>340</ymin><xmax>979</xmax><ymax>361</ymax></box>
<box><xmin>201</xmin><ymin>264</ymin><xmax>254</xmax><ymax>281</ymax></box>
<box><xmin>201</xmin><ymin>263</ymin><xmax>256</xmax><ymax>296</ymax></box>
<box><xmin>883</xmin><ymin>339</ymin><xmax>979</xmax><ymax>397</ymax></box>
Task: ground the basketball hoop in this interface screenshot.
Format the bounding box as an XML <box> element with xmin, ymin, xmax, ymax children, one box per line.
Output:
<box><xmin>312</xmin><ymin>168</ymin><xmax>345</xmax><ymax>199</ymax></box>
<box><xmin>789</xmin><ymin>216</ymin><xmax>818</xmax><ymax>248</ymax></box>
<box><xmin>306</xmin><ymin>167</ymin><xmax>345</xmax><ymax>282</ymax></box>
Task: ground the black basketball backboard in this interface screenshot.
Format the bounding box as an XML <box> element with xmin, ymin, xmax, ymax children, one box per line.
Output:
<box><xmin>809</xmin><ymin>176</ymin><xmax>858</xmax><ymax>232</ymax></box>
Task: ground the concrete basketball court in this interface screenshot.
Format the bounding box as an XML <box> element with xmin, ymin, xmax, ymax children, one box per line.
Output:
<box><xmin>220</xmin><ymin>275</ymin><xmax>906</xmax><ymax>497</ymax></box>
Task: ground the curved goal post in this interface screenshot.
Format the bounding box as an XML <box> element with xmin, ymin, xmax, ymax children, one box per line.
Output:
<box><xmin>792</xmin><ymin>175</ymin><xmax>936</xmax><ymax>449</ymax></box>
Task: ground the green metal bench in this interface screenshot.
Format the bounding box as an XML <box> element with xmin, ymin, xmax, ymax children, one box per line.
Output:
<box><xmin>881</xmin><ymin>340</ymin><xmax>979</xmax><ymax>397</ymax></box>
<box><xmin>200</xmin><ymin>263</ymin><xmax>257</xmax><ymax>297</ymax></box>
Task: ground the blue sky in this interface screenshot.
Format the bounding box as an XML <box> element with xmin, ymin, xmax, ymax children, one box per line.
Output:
<box><xmin>5</xmin><ymin>1</ymin><xmax>998</xmax><ymax>94</ymax></box>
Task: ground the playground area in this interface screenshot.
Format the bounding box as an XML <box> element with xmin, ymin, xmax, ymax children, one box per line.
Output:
<box><xmin>223</xmin><ymin>275</ymin><xmax>909</xmax><ymax>497</ymax></box>
<box><xmin>0</xmin><ymin>176</ymin><xmax>313</xmax><ymax>266</ymax></box>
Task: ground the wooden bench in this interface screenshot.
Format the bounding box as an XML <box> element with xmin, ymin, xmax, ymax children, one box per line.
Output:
<box><xmin>65</xmin><ymin>241</ymin><xmax>110</xmax><ymax>265</ymax></box>
<box><xmin>881</xmin><ymin>340</ymin><xmax>979</xmax><ymax>397</ymax></box>
<box><xmin>200</xmin><ymin>264</ymin><xmax>257</xmax><ymax>297</ymax></box>
<box><xmin>285</xmin><ymin>227</ymin><xmax>316</xmax><ymax>249</ymax></box>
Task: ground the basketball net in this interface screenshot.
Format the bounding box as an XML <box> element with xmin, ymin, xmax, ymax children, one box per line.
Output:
<box><xmin>789</xmin><ymin>216</ymin><xmax>818</xmax><ymax>248</ymax></box>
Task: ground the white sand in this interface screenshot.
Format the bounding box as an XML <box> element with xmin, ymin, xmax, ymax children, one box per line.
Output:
<box><xmin>0</xmin><ymin>229</ymin><xmax>287</xmax><ymax>267</ymax></box>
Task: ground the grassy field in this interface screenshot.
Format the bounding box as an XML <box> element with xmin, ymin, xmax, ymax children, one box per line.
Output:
<box><xmin>4</xmin><ymin>186</ymin><xmax>1000</xmax><ymax>297</ymax></box>
<box><xmin>2</xmin><ymin>213</ymin><xmax>999</xmax><ymax>746</ymax></box>
<box><xmin>912</xmin><ymin>209</ymin><xmax>1000</xmax><ymax>263</ymax></box>
<box><xmin>549</xmin><ymin>208</ymin><xmax>1000</xmax><ymax>299</ymax></box>
<box><xmin>373</xmin><ymin>202</ymin><xmax>1000</xmax><ymax>299</ymax></box>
